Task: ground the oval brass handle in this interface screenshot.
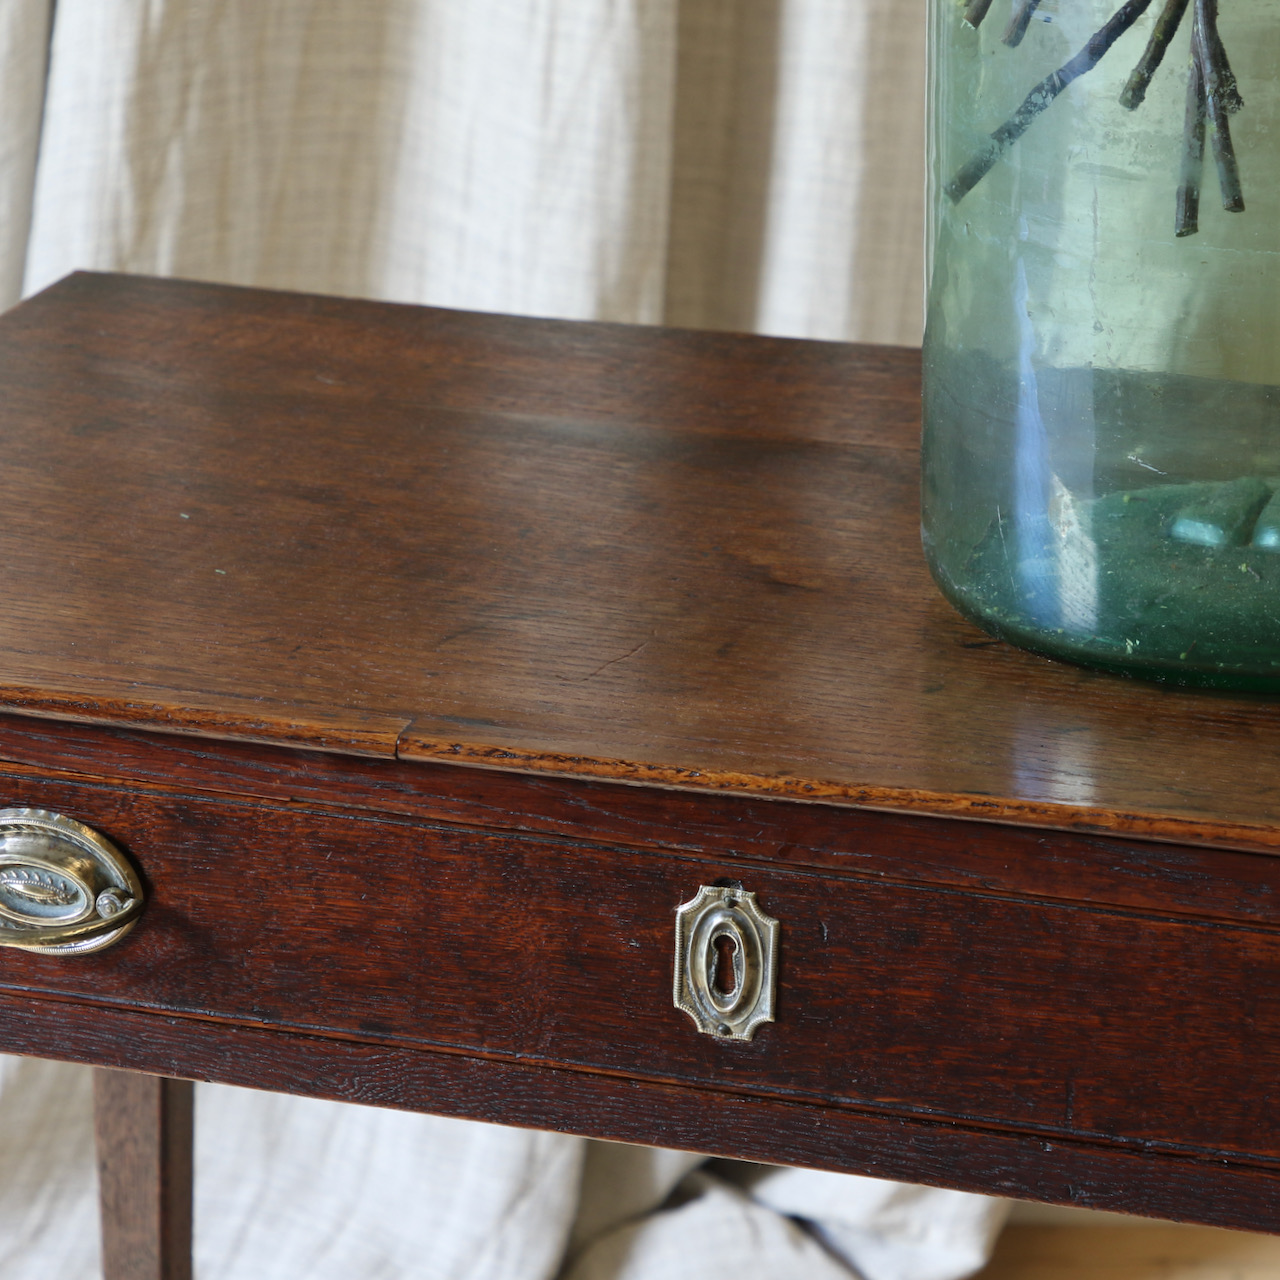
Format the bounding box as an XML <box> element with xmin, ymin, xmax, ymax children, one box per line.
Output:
<box><xmin>0</xmin><ymin>809</ymin><xmax>143</xmax><ymax>954</ymax></box>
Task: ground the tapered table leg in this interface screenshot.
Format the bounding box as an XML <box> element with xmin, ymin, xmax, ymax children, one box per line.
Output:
<box><xmin>94</xmin><ymin>1070</ymin><xmax>194</xmax><ymax>1280</ymax></box>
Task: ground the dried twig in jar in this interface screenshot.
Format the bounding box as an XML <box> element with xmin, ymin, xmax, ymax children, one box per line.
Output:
<box><xmin>1003</xmin><ymin>0</ymin><xmax>1044</xmax><ymax>47</ymax></box>
<box><xmin>1121</xmin><ymin>0</ymin><xmax>1193</xmax><ymax>108</ymax></box>
<box><xmin>965</xmin><ymin>0</ymin><xmax>997</xmax><ymax>28</ymax></box>
<box><xmin>947</xmin><ymin>0</ymin><xmax>1155</xmax><ymax>203</ymax></box>
<box><xmin>1175</xmin><ymin>54</ymin><xmax>1207</xmax><ymax>235</ymax></box>
<box><xmin>1192</xmin><ymin>0</ymin><xmax>1244</xmax><ymax>212</ymax></box>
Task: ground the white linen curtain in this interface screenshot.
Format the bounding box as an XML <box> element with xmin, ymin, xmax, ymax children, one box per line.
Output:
<box><xmin>0</xmin><ymin>4</ymin><xmax>1005</xmax><ymax>1279</ymax></box>
<box><xmin>6</xmin><ymin>0</ymin><xmax>926</xmax><ymax>345</ymax></box>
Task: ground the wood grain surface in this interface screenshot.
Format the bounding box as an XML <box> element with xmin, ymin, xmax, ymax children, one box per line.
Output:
<box><xmin>94</xmin><ymin>1069</ymin><xmax>193</xmax><ymax>1280</ymax></box>
<box><xmin>6</xmin><ymin>994</ymin><xmax>1277</xmax><ymax>1235</ymax></box>
<box><xmin>2</xmin><ymin>271</ymin><xmax>1280</xmax><ymax>854</ymax></box>
<box><xmin>1</xmin><ymin>766</ymin><xmax>1278</xmax><ymax>1175</ymax></box>
<box><xmin>0</xmin><ymin>713</ymin><xmax>1276</xmax><ymax>927</ymax></box>
<box><xmin>7</xmin><ymin>274</ymin><xmax>1280</xmax><ymax>1244</ymax></box>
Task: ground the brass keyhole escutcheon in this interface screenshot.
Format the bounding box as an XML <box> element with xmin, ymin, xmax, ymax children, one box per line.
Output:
<box><xmin>0</xmin><ymin>809</ymin><xmax>144</xmax><ymax>954</ymax></box>
<box><xmin>673</xmin><ymin>885</ymin><xmax>778</xmax><ymax>1041</ymax></box>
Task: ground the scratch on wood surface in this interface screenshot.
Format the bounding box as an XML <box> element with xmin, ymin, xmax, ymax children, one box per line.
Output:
<box><xmin>571</xmin><ymin>636</ymin><xmax>654</xmax><ymax>683</ymax></box>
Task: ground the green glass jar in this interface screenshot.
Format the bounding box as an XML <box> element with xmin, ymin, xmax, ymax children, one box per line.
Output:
<box><xmin>923</xmin><ymin>0</ymin><xmax>1280</xmax><ymax>687</ymax></box>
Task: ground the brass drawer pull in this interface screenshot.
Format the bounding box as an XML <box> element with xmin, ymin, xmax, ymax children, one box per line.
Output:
<box><xmin>0</xmin><ymin>809</ymin><xmax>143</xmax><ymax>954</ymax></box>
<box><xmin>674</xmin><ymin>884</ymin><xmax>778</xmax><ymax>1041</ymax></box>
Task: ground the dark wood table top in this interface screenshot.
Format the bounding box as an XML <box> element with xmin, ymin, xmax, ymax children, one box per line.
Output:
<box><xmin>6</xmin><ymin>273</ymin><xmax>1280</xmax><ymax>1248</ymax></box>
<box><xmin>3</xmin><ymin>271</ymin><xmax>1279</xmax><ymax>855</ymax></box>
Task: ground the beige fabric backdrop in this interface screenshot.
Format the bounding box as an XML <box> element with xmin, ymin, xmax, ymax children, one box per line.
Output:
<box><xmin>0</xmin><ymin>4</ymin><xmax>990</xmax><ymax>1279</ymax></box>
<box><xmin>8</xmin><ymin>0</ymin><xmax>926</xmax><ymax>344</ymax></box>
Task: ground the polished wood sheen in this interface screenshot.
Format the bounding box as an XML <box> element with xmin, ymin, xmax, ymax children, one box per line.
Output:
<box><xmin>4</xmin><ymin>272</ymin><xmax>1280</xmax><ymax>854</ymax></box>
<box><xmin>1</xmin><ymin>273</ymin><xmax>1279</xmax><ymax>1261</ymax></box>
<box><xmin>94</xmin><ymin>1071</ymin><xmax>193</xmax><ymax>1280</ymax></box>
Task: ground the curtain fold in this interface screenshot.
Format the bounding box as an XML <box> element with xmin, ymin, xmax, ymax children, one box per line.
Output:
<box><xmin>17</xmin><ymin>0</ymin><xmax>925</xmax><ymax>344</ymax></box>
<box><xmin>0</xmin><ymin>0</ymin><xmax>51</xmax><ymax>308</ymax></box>
<box><xmin>23</xmin><ymin>0</ymin><xmax>682</xmax><ymax>320</ymax></box>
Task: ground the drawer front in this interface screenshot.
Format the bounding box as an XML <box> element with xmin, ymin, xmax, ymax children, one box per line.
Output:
<box><xmin>0</xmin><ymin>772</ymin><xmax>1277</xmax><ymax>1167</ymax></box>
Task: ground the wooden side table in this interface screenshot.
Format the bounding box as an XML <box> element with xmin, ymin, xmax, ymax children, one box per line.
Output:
<box><xmin>0</xmin><ymin>273</ymin><xmax>1278</xmax><ymax>1279</ymax></box>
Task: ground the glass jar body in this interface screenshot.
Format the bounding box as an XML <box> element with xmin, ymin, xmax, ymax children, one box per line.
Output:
<box><xmin>923</xmin><ymin>0</ymin><xmax>1280</xmax><ymax>687</ymax></box>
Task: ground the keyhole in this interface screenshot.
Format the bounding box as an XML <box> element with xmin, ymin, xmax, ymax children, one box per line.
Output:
<box><xmin>712</xmin><ymin>934</ymin><xmax>738</xmax><ymax>997</ymax></box>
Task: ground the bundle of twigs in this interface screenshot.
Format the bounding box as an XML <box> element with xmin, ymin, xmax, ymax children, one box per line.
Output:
<box><xmin>947</xmin><ymin>0</ymin><xmax>1243</xmax><ymax>236</ymax></box>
